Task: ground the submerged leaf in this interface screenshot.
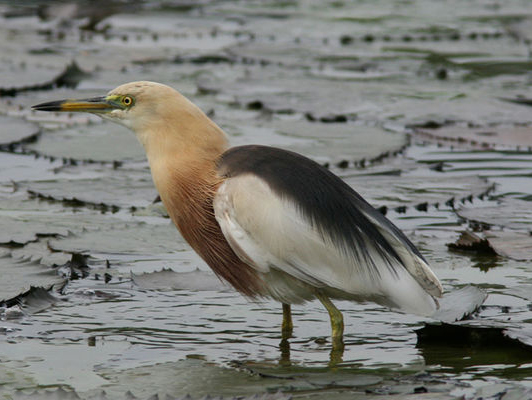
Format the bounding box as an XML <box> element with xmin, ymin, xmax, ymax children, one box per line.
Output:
<box><xmin>131</xmin><ymin>268</ymin><xmax>228</xmax><ymax>292</ymax></box>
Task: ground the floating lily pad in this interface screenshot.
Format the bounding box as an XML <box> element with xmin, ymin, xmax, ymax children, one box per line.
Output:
<box><xmin>432</xmin><ymin>286</ymin><xmax>487</xmax><ymax>323</ymax></box>
<box><xmin>457</xmin><ymin>198</ymin><xmax>532</xmax><ymax>231</ymax></box>
<box><xmin>4</xmin><ymin>286</ymin><xmax>59</xmax><ymax>315</ymax></box>
<box><xmin>131</xmin><ymin>268</ymin><xmax>228</xmax><ymax>292</ymax></box>
<box><xmin>0</xmin><ymin>152</ymin><xmax>62</xmax><ymax>184</ymax></box>
<box><xmin>0</xmin><ymin>61</ymin><xmax>90</xmax><ymax>97</ymax></box>
<box><xmin>347</xmin><ymin>174</ymin><xmax>492</xmax><ymax>209</ymax></box>
<box><xmin>415</xmin><ymin>124</ymin><xmax>532</xmax><ymax>150</ymax></box>
<box><xmin>8</xmin><ymin>387</ymin><xmax>292</xmax><ymax>400</ymax></box>
<box><xmin>454</xmin><ymin>199</ymin><xmax>532</xmax><ymax>260</ymax></box>
<box><xmin>0</xmin><ymin>211</ymin><xmax>70</xmax><ymax>246</ymax></box>
<box><xmin>483</xmin><ymin>231</ymin><xmax>532</xmax><ymax>261</ymax></box>
<box><xmin>0</xmin><ymin>254</ymin><xmax>64</xmax><ymax>304</ymax></box>
<box><xmin>23</xmin><ymin>122</ymin><xmax>145</xmax><ymax>162</ymax></box>
<box><xmin>0</xmin><ymin>116</ymin><xmax>40</xmax><ymax>147</ymax></box>
<box><xmin>22</xmin><ymin>164</ymin><xmax>156</xmax><ymax>210</ymax></box>
<box><xmin>448</xmin><ymin>230</ymin><xmax>532</xmax><ymax>261</ymax></box>
<box><xmin>271</xmin><ymin>120</ymin><xmax>407</xmax><ymax>166</ymax></box>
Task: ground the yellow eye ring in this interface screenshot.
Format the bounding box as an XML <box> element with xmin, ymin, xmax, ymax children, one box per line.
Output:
<box><xmin>122</xmin><ymin>96</ymin><xmax>133</xmax><ymax>106</ymax></box>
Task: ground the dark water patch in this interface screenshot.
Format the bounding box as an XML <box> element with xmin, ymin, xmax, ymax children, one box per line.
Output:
<box><xmin>0</xmin><ymin>62</ymin><xmax>90</xmax><ymax>97</ymax></box>
<box><xmin>416</xmin><ymin>322</ymin><xmax>532</xmax><ymax>373</ymax></box>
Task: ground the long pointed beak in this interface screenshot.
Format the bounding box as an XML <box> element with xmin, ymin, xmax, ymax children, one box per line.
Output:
<box><xmin>32</xmin><ymin>96</ymin><xmax>117</xmax><ymax>113</ymax></box>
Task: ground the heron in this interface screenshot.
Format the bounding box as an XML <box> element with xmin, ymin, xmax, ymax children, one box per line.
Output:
<box><xmin>33</xmin><ymin>81</ymin><xmax>443</xmax><ymax>352</ymax></box>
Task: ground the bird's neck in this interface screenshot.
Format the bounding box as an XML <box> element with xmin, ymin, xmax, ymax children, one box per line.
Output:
<box><xmin>138</xmin><ymin>111</ymin><xmax>229</xmax><ymax>206</ymax></box>
<box><xmin>146</xmin><ymin>141</ymin><xmax>226</xmax><ymax>221</ymax></box>
<box><xmin>143</xmin><ymin>130</ymin><xmax>265</xmax><ymax>297</ymax></box>
<box><xmin>135</xmin><ymin>111</ymin><xmax>264</xmax><ymax>297</ymax></box>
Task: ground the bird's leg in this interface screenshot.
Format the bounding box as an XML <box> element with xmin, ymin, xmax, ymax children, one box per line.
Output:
<box><xmin>316</xmin><ymin>292</ymin><xmax>344</xmax><ymax>350</ymax></box>
<box><xmin>281</xmin><ymin>303</ymin><xmax>294</xmax><ymax>339</ymax></box>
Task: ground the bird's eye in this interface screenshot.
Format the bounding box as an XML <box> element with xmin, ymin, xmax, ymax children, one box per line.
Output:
<box><xmin>122</xmin><ymin>96</ymin><xmax>133</xmax><ymax>107</ymax></box>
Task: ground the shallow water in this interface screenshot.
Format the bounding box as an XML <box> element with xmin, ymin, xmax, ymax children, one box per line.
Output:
<box><xmin>1</xmin><ymin>1</ymin><xmax>532</xmax><ymax>399</ymax></box>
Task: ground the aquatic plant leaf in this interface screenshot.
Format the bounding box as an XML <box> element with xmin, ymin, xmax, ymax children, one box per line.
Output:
<box><xmin>415</xmin><ymin>124</ymin><xmax>532</xmax><ymax>150</ymax></box>
<box><xmin>0</xmin><ymin>255</ymin><xmax>63</xmax><ymax>304</ymax></box>
<box><xmin>448</xmin><ymin>230</ymin><xmax>532</xmax><ymax>261</ymax></box>
<box><xmin>23</xmin><ymin>122</ymin><xmax>146</xmax><ymax>162</ymax></box>
<box><xmin>431</xmin><ymin>286</ymin><xmax>487</xmax><ymax>323</ymax></box>
<box><xmin>457</xmin><ymin>198</ymin><xmax>532</xmax><ymax>231</ymax></box>
<box><xmin>0</xmin><ymin>62</ymin><xmax>90</xmax><ymax>97</ymax></box>
<box><xmin>348</xmin><ymin>174</ymin><xmax>492</xmax><ymax>209</ymax></box>
<box><xmin>447</xmin><ymin>231</ymin><xmax>498</xmax><ymax>256</ymax></box>
<box><xmin>0</xmin><ymin>116</ymin><xmax>40</xmax><ymax>147</ymax></box>
<box><xmin>22</xmin><ymin>165</ymin><xmax>157</xmax><ymax>210</ymax></box>
<box><xmin>131</xmin><ymin>269</ymin><xmax>228</xmax><ymax>292</ymax></box>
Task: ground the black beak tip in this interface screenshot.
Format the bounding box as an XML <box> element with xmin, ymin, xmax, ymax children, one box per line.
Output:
<box><xmin>31</xmin><ymin>100</ymin><xmax>64</xmax><ymax>112</ymax></box>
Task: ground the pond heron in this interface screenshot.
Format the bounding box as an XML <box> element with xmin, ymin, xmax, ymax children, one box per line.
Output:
<box><xmin>33</xmin><ymin>81</ymin><xmax>443</xmax><ymax>351</ymax></box>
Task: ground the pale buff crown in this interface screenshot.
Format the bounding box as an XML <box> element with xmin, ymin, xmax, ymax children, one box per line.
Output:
<box><xmin>104</xmin><ymin>81</ymin><xmax>228</xmax><ymax>161</ymax></box>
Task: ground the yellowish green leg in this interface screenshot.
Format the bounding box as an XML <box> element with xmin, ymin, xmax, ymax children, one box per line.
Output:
<box><xmin>316</xmin><ymin>292</ymin><xmax>344</xmax><ymax>348</ymax></box>
<box><xmin>281</xmin><ymin>303</ymin><xmax>293</xmax><ymax>339</ymax></box>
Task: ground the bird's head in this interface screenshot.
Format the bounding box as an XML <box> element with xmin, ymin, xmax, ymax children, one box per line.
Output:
<box><xmin>33</xmin><ymin>81</ymin><xmax>184</xmax><ymax>132</ymax></box>
<box><xmin>32</xmin><ymin>81</ymin><xmax>227</xmax><ymax>156</ymax></box>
